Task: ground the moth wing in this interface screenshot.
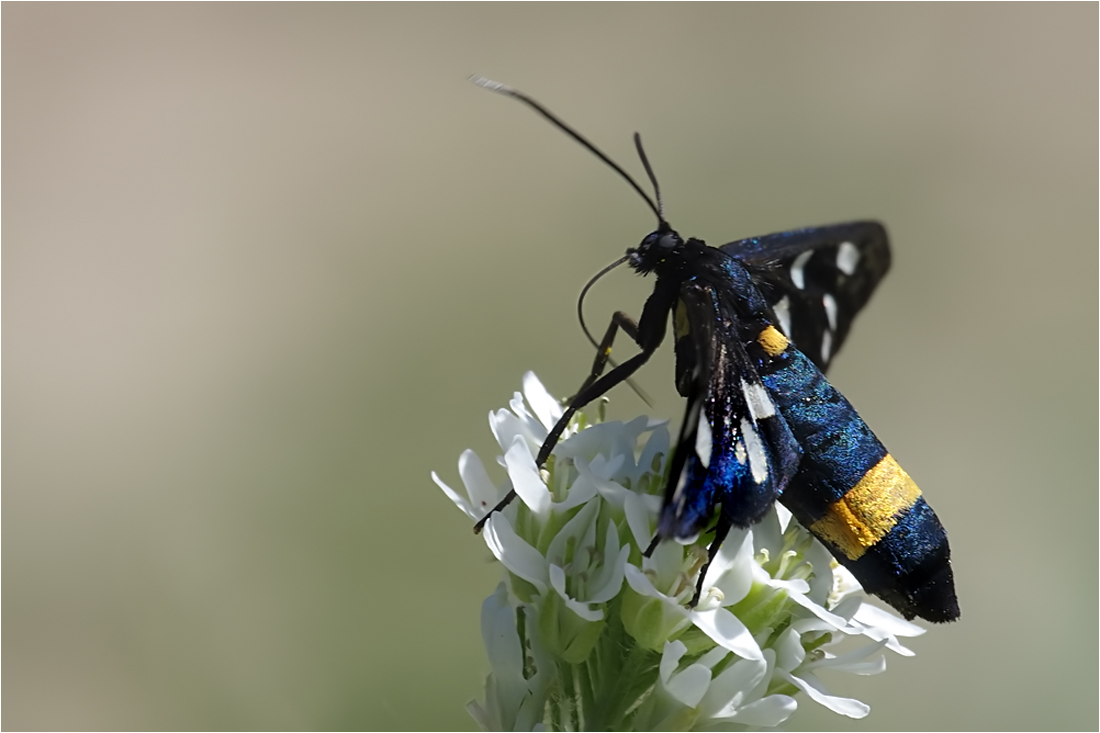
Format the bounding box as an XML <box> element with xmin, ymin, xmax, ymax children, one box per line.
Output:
<box><xmin>657</xmin><ymin>283</ymin><xmax>801</xmax><ymax>540</ymax></box>
<box><xmin>720</xmin><ymin>221</ymin><xmax>890</xmax><ymax>371</ymax></box>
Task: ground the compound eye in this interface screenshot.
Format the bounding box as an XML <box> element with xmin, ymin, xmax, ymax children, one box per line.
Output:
<box><xmin>658</xmin><ymin>232</ymin><xmax>681</xmax><ymax>252</ymax></box>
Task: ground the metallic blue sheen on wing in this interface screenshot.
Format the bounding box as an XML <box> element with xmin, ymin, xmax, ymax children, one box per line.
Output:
<box><xmin>657</xmin><ymin>449</ymin><xmax>713</xmax><ymax>538</ymax></box>
<box><xmin>658</xmin><ymin>271</ymin><xmax>800</xmax><ymax>538</ymax></box>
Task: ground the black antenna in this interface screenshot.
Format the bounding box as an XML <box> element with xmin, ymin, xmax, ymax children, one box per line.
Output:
<box><xmin>575</xmin><ymin>255</ymin><xmax>654</xmax><ymax>408</ymax></box>
<box><xmin>577</xmin><ymin>255</ymin><xmax>629</xmax><ymax>350</ymax></box>
<box><xmin>472</xmin><ymin>76</ymin><xmax>663</xmax><ymax>225</ymax></box>
<box><xmin>633</xmin><ymin>133</ymin><xmax>664</xmax><ymax>220</ymax></box>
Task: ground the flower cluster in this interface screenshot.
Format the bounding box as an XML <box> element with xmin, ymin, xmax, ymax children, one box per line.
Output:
<box><xmin>433</xmin><ymin>373</ymin><xmax>925</xmax><ymax>731</ymax></box>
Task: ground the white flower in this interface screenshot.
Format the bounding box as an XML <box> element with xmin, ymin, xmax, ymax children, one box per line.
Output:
<box><xmin>433</xmin><ymin>373</ymin><xmax>928</xmax><ymax>731</ymax></box>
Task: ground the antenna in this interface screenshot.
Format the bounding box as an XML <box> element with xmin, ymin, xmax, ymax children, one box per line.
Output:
<box><xmin>577</xmin><ymin>255</ymin><xmax>629</xmax><ymax>350</ymax></box>
<box><xmin>471</xmin><ymin>76</ymin><xmax>664</xmax><ymax>225</ymax></box>
<box><xmin>475</xmin><ymin>77</ymin><xmax>656</xmax><ymax>407</ymax></box>
<box><xmin>633</xmin><ymin>133</ymin><xmax>664</xmax><ymax>220</ymax></box>
<box><xmin>575</xmin><ymin>255</ymin><xmax>653</xmax><ymax>407</ymax></box>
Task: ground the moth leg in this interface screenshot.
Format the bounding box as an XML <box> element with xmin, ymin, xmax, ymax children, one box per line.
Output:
<box><xmin>573</xmin><ymin>311</ymin><xmax>641</xmax><ymax>399</ymax></box>
<box><xmin>473</xmin><ymin>312</ymin><xmax>644</xmax><ymax>535</ymax></box>
<box><xmin>535</xmin><ymin>344</ymin><xmax>654</xmax><ymax>468</ymax></box>
<box><xmin>473</xmin><ymin>346</ymin><xmax>658</xmax><ymax>533</ymax></box>
<box><xmin>689</xmin><ymin>513</ymin><xmax>733</xmax><ymax>608</ymax></box>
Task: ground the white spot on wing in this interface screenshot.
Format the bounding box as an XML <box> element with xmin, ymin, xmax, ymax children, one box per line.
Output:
<box><xmin>821</xmin><ymin>330</ymin><xmax>833</xmax><ymax>364</ymax></box>
<box><xmin>791</xmin><ymin>251</ymin><xmax>813</xmax><ymax>290</ymax></box>
<box><xmin>773</xmin><ymin>296</ymin><xmax>792</xmax><ymax>337</ymax></box>
<box><xmin>741</xmin><ymin>418</ymin><xmax>768</xmax><ymax>484</ymax></box>
<box><xmin>741</xmin><ymin>378</ymin><xmax>775</xmax><ymax>420</ymax></box>
<box><xmin>823</xmin><ymin>293</ymin><xmax>838</xmax><ymax>331</ymax></box>
<box><xmin>694</xmin><ymin>410</ymin><xmax>713</xmax><ymax>470</ymax></box>
<box><xmin>734</xmin><ymin>438</ymin><xmax>747</xmax><ymax>464</ymax></box>
<box><xmin>837</xmin><ymin>241</ymin><xmax>859</xmax><ymax>276</ymax></box>
<box><xmin>673</xmin><ymin>471</ymin><xmax>690</xmax><ymax>513</ymax></box>
<box><xmin>673</xmin><ymin>399</ymin><xmax>702</xmax><ymax>504</ymax></box>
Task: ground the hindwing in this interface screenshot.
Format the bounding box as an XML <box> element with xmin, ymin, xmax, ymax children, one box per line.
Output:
<box><xmin>721</xmin><ymin>221</ymin><xmax>890</xmax><ymax>371</ymax></box>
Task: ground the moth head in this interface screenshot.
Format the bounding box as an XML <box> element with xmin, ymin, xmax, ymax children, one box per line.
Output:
<box><xmin>628</xmin><ymin>224</ymin><xmax>684</xmax><ymax>274</ymax></box>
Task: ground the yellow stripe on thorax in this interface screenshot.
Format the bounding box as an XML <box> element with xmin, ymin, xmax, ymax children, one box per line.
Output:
<box><xmin>674</xmin><ymin>300</ymin><xmax>691</xmax><ymax>339</ymax></box>
<box><xmin>758</xmin><ymin>324</ymin><xmax>789</xmax><ymax>356</ymax></box>
<box><xmin>809</xmin><ymin>454</ymin><xmax>922</xmax><ymax>561</ymax></box>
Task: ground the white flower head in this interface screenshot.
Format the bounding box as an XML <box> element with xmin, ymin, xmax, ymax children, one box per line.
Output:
<box><xmin>433</xmin><ymin>373</ymin><xmax>927</xmax><ymax>731</ymax></box>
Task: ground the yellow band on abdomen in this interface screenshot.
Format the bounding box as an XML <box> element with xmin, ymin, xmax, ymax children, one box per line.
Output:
<box><xmin>809</xmin><ymin>454</ymin><xmax>922</xmax><ymax>561</ymax></box>
<box><xmin>758</xmin><ymin>324</ymin><xmax>789</xmax><ymax>356</ymax></box>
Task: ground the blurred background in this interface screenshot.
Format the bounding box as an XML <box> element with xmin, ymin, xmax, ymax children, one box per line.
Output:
<box><xmin>3</xmin><ymin>4</ymin><xmax>1096</xmax><ymax>730</ymax></box>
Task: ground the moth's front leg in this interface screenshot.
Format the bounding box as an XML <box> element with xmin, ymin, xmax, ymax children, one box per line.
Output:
<box><xmin>571</xmin><ymin>310</ymin><xmax>641</xmax><ymax>401</ymax></box>
<box><xmin>473</xmin><ymin>308</ymin><xmax>660</xmax><ymax>534</ymax></box>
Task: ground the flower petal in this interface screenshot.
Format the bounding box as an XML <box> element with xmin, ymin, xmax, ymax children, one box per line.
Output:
<box><xmin>522</xmin><ymin>371</ymin><xmax>562</xmax><ymax>430</ymax></box>
<box><xmin>774</xmin><ymin>503</ymin><xmax>794</xmax><ymax>532</ymax></box>
<box><xmin>586</xmin><ymin>525</ymin><xmax>630</xmax><ymax>604</ymax></box>
<box><xmin>554</xmin><ymin>417</ymin><xmax>646</xmax><ymax>465</ymax></box>
<box><xmin>703</xmin><ymin>527</ymin><xmax>754</xmax><ymax>607</ymax></box>
<box><xmin>549</xmin><ymin>564</ymin><xmax>604</xmax><ymax>622</ymax></box>
<box><xmin>503</xmin><ymin>436</ymin><xmax>551</xmax><ymax>517</ymax></box>
<box><xmin>461</xmin><ymin>449</ymin><xmax>501</xmax><ymax>511</ymax></box>
<box><xmin>699</xmin><ymin>655</ymin><xmax>768</xmax><ymax>717</ymax></box>
<box><xmin>750</xmin><ymin>505</ymin><xmax>786</xmax><ymax>557</ymax></box>
<box><xmin>779</xmin><ymin>581</ymin><xmax>854</xmax><ymax>631</ymax></box>
<box><xmin>723</xmin><ymin>694</ymin><xmax>798</xmax><ymax>727</ymax></box>
<box><xmin>550</xmin><ymin>470</ymin><xmax>597</xmax><ymax>513</ymax></box>
<box><xmin>431</xmin><ymin>470</ymin><xmax>474</xmax><ymax>518</ymax></box>
<box><xmin>659</xmin><ymin>640</ymin><xmax>688</xmax><ymax>683</ymax></box>
<box><xmin>778</xmin><ymin>670</ymin><xmax>870</xmax><ymax>719</ymax></box>
<box><xmin>665</xmin><ymin>662</ymin><xmax>712</xmax><ymax>708</ymax></box>
<box><xmin>685</xmin><ymin>647</ymin><xmax>727</xmax><ymax>676</ymax></box>
<box><xmin>545</xmin><ymin>499</ymin><xmax>599</xmax><ymax>568</ymax></box>
<box><xmin>635</xmin><ymin>424</ymin><xmax>670</xmax><ymax>484</ymax></box>
<box><xmin>803</xmin><ymin>639</ymin><xmax>888</xmax><ymax>675</ymax></box>
<box><xmin>773</xmin><ymin>627</ymin><xmax>805</xmax><ymax>671</ymax></box>
<box><xmin>855</xmin><ymin>602</ymin><xmax>926</xmax><ymax>638</ymax></box>
<box><xmin>578</xmin><ymin>456</ymin><xmax>642</xmax><ymax>513</ymax></box>
<box><xmin>803</xmin><ymin>536</ymin><xmax>838</xmax><ymax>604</ymax></box>
<box><xmin>587</xmin><ymin>451</ymin><xmax>627</xmax><ymax>481</ymax></box>
<box><xmin>623</xmin><ymin>492</ymin><xmax>657</xmax><ymax>550</ymax></box>
<box><xmin>624</xmin><ymin>562</ymin><xmax>679</xmax><ymax>602</ymax></box>
<box><xmin>482</xmin><ymin>515</ymin><xmax>548</xmax><ymax>595</ymax></box>
<box><xmin>488</xmin><ymin>407</ymin><xmax>529</xmax><ymax>455</ymax></box>
<box><xmin>477</xmin><ymin>584</ymin><xmax>538</xmax><ymax>731</ymax></box>
<box><xmin>688</xmin><ymin>607</ymin><xmax>764</xmax><ymax>660</ymax></box>
<box><xmin>659</xmin><ymin>641</ymin><xmax>713</xmax><ymax>709</ymax></box>
<box><xmin>822</xmin><ymin>656</ymin><xmax>888</xmax><ymax>676</ymax></box>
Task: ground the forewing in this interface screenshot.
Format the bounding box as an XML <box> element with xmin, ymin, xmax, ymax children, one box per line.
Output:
<box><xmin>720</xmin><ymin>221</ymin><xmax>890</xmax><ymax>371</ymax></box>
<box><xmin>657</xmin><ymin>283</ymin><xmax>801</xmax><ymax>540</ymax></box>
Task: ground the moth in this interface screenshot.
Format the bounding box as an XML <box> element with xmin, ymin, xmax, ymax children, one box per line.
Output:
<box><xmin>471</xmin><ymin>78</ymin><xmax>959</xmax><ymax>624</ymax></box>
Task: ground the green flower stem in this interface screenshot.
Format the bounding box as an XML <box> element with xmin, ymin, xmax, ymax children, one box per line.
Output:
<box><xmin>595</xmin><ymin>637</ymin><xmax>660</xmax><ymax>730</ymax></box>
<box><xmin>564</xmin><ymin>600</ymin><xmax>660</xmax><ymax>731</ymax></box>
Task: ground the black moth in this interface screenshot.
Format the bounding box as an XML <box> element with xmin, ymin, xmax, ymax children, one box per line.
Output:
<box><xmin>471</xmin><ymin>78</ymin><xmax>958</xmax><ymax>624</ymax></box>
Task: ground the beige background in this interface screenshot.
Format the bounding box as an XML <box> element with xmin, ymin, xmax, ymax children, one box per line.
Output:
<box><xmin>4</xmin><ymin>4</ymin><xmax>1096</xmax><ymax>730</ymax></box>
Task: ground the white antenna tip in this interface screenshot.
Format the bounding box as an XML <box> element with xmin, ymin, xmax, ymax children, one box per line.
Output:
<box><xmin>469</xmin><ymin>75</ymin><xmax>512</xmax><ymax>94</ymax></box>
